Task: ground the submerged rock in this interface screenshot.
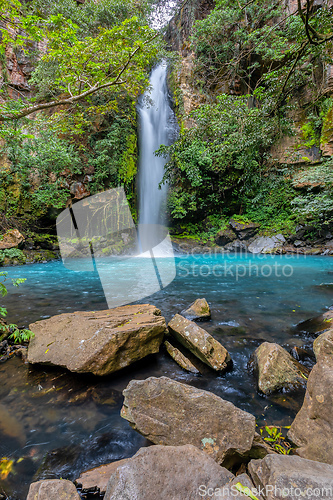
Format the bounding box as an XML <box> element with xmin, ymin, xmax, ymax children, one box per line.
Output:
<box><xmin>168</xmin><ymin>314</ymin><xmax>231</xmax><ymax>372</ymax></box>
<box><xmin>121</xmin><ymin>376</ymin><xmax>256</xmax><ymax>467</ymax></box>
<box><xmin>27</xmin><ymin>304</ymin><xmax>167</xmax><ymax>376</ymax></box>
<box><xmin>181</xmin><ymin>298</ymin><xmax>211</xmax><ymax>321</ymax></box>
<box><xmin>27</xmin><ymin>479</ymin><xmax>80</xmax><ymax>500</ymax></box>
<box><xmin>288</xmin><ymin>356</ymin><xmax>333</xmax><ymax>465</ymax></box>
<box><xmin>295</xmin><ymin>308</ymin><xmax>333</xmax><ymax>336</ymax></box>
<box><xmin>104</xmin><ymin>444</ymin><xmax>234</xmax><ymax>500</ymax></box>
<box><xmin>248</xmin><ymin>454</ymin><xmax>333</xmax><ymax>500</ymax></box>
<box><xmin>164</xmin><ymin>340</ymin><xmax>199</xmax><ymax>373</ymax></box>
<box><xmin>250</xmin><ymin>342</ymin><xmax>309</xmax><ymax>395</ymax></box>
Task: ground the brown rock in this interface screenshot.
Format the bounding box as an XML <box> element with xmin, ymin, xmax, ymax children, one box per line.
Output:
<box><xmin>181</xmin><ymin>297</ymin><xmax>211</xmax><ymax>321</ymax></box>
<box><xmin>288</xmin><ymin>357</ymin><xmax>333</xmax><ymax>465</ymax></box>
<box><xmin>295</xmin><ymin>308</ymin><xmax>333</xmax><ymax>335</ymax></box>
<box><xmin>168</xmin><ymin>314</ymin><xmax>231</xmax><ymax>372</ymax></box>
<box><xmin>0</xmin><ymin>229</ymin><xmax>24</xmax><ymax>250</ymax></box>
<box><xmin>164</xmin><ymin>340</ymin><xmax>199</xmax><ymax>373</ymax></box>
<box><xmin>248</xmin><ymin>454</ymin><xmax>333</xmax><ymax>500</ymax></box>
<box><xmin>27</xmin><ymin>304</ymin><xmax>167</xmax><ymax>376</ymax></box>
<box><xmin>250</xmin><ymin>342</ymin><xmax>309</xmax><ymax>395</ymax></box>
<box><xmin>121</xmin><ymin>376</ymin><xmax>256</xmax><ymax>467</ymax></box>
<box><xmin>26</xmin><ymin>479</ymin><xmax>80</xmax><ymax>500</ymax></box>
<box><xmin>313</xmin><ymin>328</ymin><xmax>333</xmax><ymax>362</ymax></box>
<box><xmin>75</xmin><ymin>459</ymin><xmax>128</xmax><ymax>495</ymax></box>
<box><xmin>104</xmin><ymin>444</ymin><xmax>234</xmax><ymax>500</ymax></box>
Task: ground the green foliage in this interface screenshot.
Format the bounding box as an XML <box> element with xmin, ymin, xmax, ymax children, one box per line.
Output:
<box><xmin>0</xmin><ymin>249</ymin><xmax>26</xmax><ymax>265</ymax></box>
<box><xmin>158</xmin><ymin>94</ymin><xmax>279</xmax><ymax>220</ymax></box>
<box><xmin>0</xmin><ymin>271</ymin><xmax>34</xmax><ymax>344</ymax></box>
<box><xmin>259</xmin><ymin>425</ymin><xmax>293</xmax><ymax>455</ymax></box>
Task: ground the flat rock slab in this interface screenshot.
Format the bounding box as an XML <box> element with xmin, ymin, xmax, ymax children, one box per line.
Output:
<box><xmin>121</xmin><ymin>376</ymin><xmax>256</xmax><ymax>466</ymax></box>
<box><xmin>164</xmin><ymin>340</ymin><xmax>199</xmax><ymax>373</ymax></box>
<box><xmin>104</xmin><ymin>444</ymin><xmax>234</xmax><ymax>500</ymax></box>
<box><xmin>168</xmin><ymin>314</ymin><xmax>231</xmax><ymax>372</ymax></box>
<box><xmin>28</xmin><ymin>304</ymin><xmax>167</xmax><ymax>376</ymax></box>
<box><xmin>250</xmin><ymin>342</ymin><xmax>309</xmax><ymax>395</ymax></box>
<box><xmin>27</xmin><ymin>479</ymin><xmax>80</xmax><ymax>500</ymax></box>
<box><xmin>75</xmin><ymin>459</ymin><xmax>128</xmax><ymax>495</ymax></box>
<box><xmin>181</xmin><ymin>298</ymin><xmax>211</xmax><ymax>321</ymax></box>
<box><xmin>288</xmin><ymin>357</ymin><xmax>333</xmax><ymax>465</ymax></box>
<box><xmin>248</xmin><ymin>454</ymin><xmax>333</xmax><ymax>500</ymax></box>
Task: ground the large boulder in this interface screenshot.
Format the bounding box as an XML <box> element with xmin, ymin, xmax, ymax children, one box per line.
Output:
<box><xmin>164</xmin><ymin>340</ymin><xmax>199</xmax><ymax>373</ymax></box>
<box><xmin>249</xmin><ymin>342</ymin><xmax>309</xmax><ymax>395</ymax></box>
<box><xmin>168</xmin><ymin>314</ymin><xmax>231</xmax><ymax>372</ymax></box>
<box><xmin>180</xmin><ymin>298</ymin><xmax>211</xmax><ymax>321</ymax></box>
<box><xmin>248</xmin><ymin>454</ymin><xmax>333</xmax><ymax>500</ymax></box>
<box><xmin>0</xmin><ymin>229</ymin><xmax>24</xmax><ymax>250</ymax></box>
<box><xmin>27</xmin><ymin>304</ymin><xmax>167</xmax><ymax>376</ymax></box>
<box><xmin>121</xmin><ymin>376</ymin><xmax>256</xmax><ymax>467</ymax></box>
<box><xmin>287</xmin><ymin>357</ymin><xmax>333</xmax><ymax>465</ymax></box>
<box><xmin>26</xmin><ymin>479</ymin><xmax>80</xmax><ymax>500</ymax></box>
<box><xmin>229</xmin><ymin>219</ymin><xmax>259</xmax><ymax>240</ymax></box>
<box><xmin>248</xmin><ymin>235</ymin><xmax>285</xmax><ymax>254</ymax></box>
<box><xmin>104</xmin><ymin>445</ymin><xmax>234</xmax><ymax>500</ymax></box>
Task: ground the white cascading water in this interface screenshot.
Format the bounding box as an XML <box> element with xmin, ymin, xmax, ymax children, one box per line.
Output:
<box><xmin>137</xmin><ymin>62</ymin><xmax>175</xmax><ymax>227</ymax></box>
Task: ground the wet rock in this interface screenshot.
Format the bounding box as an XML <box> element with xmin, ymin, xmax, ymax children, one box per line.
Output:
<box><xmin>164</xmin><ymin>340</ymin><xmax>199</xmax><ymax>373</ymax></box>
<box><xmin>168</xmin><ymin>314</ymin><xmax>231</xmax><ymax>371</ymax></box>
<box><xmin>27</xmin><ymin>479</ymin><xmax>80</xmax><ymax>499</ymax></box>
<box><xmin>229</xmin><ymin>219</ymin><xmax>259</xmax><ymax>240</ymax></box>
<box><xmin>225</xmin><ymin>240</ymin><xmax>248</xmax><ymax>252</ymax></box>
<box><xmin>121</xmin><ymin>376</ymin><xmax>256</xmax><ymax>467</ymax></box>
<box><xmin>295</xmin><ymin>308</ymin><xmax>333</xmax><ymax>336</ymax></box>
<box><xmin>181</xmin><ymin>298</ymin><xmax>211</xmax><ymax>321</ymax></box>
<box><xmin>248</xmin><ymin>454</ymin><xmax>333</xmax><ymax>500</ymax></box>
<box><xmin>215</xmin><ymin>228</ymin><xmax>237</xmax><ymax>246</ymax></box>
<box><xmin>104</xmin><ymin>444</ymin><xmax>234</xmax><ymax>500</ymax></box>
<box><xmin>250</xmin><ymin>342</ymin><xmax>309</xmax><ymax>395</ymax></box>
<box><xmin>76</xmin><ymin>459</ymin><xmax>128</xmax><ymax>496</ymax></box>
<box><xmin>313</xmin><ymin>328</ymin><xmax>333</xmax><ymax>361</ymax></box>
<box><xmin>248</xmin><ymin>235</ymin><xmax>285</xmax><ymax>254</ymax></box>
<box><xmin>288</xmin><ymin>357</ymin><xmax>333</xmax><ymax>465</ymax></box>
<box><xmin>28</xmin><ymin>304</ymin><xmax>167</xmax><ymax>376</ymax></box>
<box><xmin>0</xmin><ymin>229</ymin><xmax>24</xmax><ymax>250</ymax></box>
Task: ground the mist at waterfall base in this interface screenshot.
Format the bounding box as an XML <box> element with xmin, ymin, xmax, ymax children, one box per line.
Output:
<box><xmin>1</xmin><ymin>254</ymin><xmax>333</xmax><ymax>497</ymax></box>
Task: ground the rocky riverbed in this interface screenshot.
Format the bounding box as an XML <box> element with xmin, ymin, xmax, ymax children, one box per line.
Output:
<box><xmin>16</xmin><ymin>299</ymin><xmax>333</xmax><ymax>499</ymax></box>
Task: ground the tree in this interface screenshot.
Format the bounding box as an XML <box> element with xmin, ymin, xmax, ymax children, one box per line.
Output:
<box><xmin>0</xmin><ymin>0</ymin><xmax>160</xmax><ymax>123</ymax></box>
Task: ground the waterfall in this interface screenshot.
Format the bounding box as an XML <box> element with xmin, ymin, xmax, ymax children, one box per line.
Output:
<box><xmin>137</xmin><ymin>62</ymin><xmax>175</xmax><ymax>227</ymax></box>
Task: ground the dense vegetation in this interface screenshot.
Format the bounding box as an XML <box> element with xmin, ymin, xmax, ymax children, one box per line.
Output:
<box><xmin>0</xmin><ymin>0</ymin><xmax>160</xmax><ymax>226</ymax></box>
<box><xmin>162</xmin><ymin>0</ymin><xmax>333</xmax><ymax>238</ymax></box>
<box><xmin>0</xmin><ymin>0</ymin><xmax>333</xmax><ymax>239</ymax></box>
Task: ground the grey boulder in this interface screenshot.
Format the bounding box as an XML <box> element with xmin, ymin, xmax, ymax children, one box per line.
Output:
<box><xmin>248</xmin><ymin>454</ymin><xmax>333</xmax><ymax>500</ymax></box>
<box><xmin>104</xmin><ymin>444</ymin><xmax>234</xmax><ymax>500</ymax></box>
<box><xmin>26</xmin><ymin>479</ymin><xmax>80</xmax><ymax>500</ymax></box>
<box><xmin>121</xmin><ymin>376</ymin><xmax>256</xmax><ymax>467</ymax></box>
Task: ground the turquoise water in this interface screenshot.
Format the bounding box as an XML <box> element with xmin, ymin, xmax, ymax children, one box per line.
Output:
<box><xmin>0</xmin><ymin>253</ymin><xmax>332</xmax><ymax>498</ymax></box>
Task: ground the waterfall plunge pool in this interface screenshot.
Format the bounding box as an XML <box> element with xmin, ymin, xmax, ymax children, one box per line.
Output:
<box><xmin>0</xmin><ymin>253</ymin><xmax>332</xmax><ymax>498</ymax></box>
